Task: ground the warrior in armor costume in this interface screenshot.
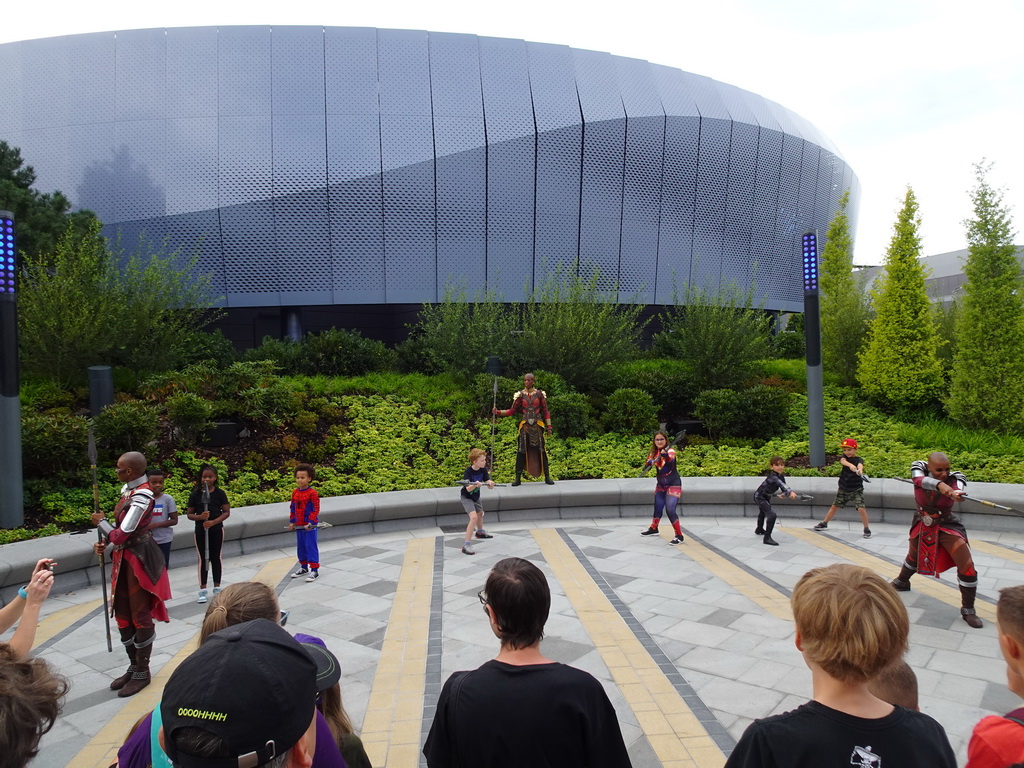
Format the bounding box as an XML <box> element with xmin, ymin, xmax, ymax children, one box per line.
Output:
<box><xmin>92</xmin><ymin>452</ymin><xmax>172</xmax><ymax>696</ymax></box>
<box><xmin>493</xmin><ymin>373</ymin><xmax>555</xmax><ymax>486</ymax></box>
<box><xmin>890</xmin><ymin>452</ymin><xmax>983</xmax><ymax>628</ymax></box>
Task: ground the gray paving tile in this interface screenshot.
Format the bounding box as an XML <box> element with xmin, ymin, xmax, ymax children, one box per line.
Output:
<box><xmin>349</xmin><ymin>579</ymin><xmax>398</xmax><ymax>597</ymax></box>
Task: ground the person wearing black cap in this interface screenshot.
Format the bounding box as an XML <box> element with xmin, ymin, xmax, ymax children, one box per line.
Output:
<box><xmin>159</xmin><ymin>618</ymin><xmax>319</xmax><ymax>768</ymax></box>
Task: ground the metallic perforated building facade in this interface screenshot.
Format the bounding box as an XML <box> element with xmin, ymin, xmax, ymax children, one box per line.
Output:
<box><xmin>0</xmin><ymin>26</ymin><xmax>858</xmax><ymax>314</ymax></box>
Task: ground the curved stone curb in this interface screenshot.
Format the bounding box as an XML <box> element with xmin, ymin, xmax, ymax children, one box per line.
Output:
<box><xmin>2</xmin><ymin>477</ymin><xmax>1021</xmax><ymax>602</ymax></box>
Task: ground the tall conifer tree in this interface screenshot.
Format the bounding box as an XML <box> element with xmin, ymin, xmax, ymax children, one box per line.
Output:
<box><xmin>820</xmin><ymin>191</ymin><xmax>869</xmax><ymax>386</ymax></box>
<box><xmin>857</xmin><ymin>188</ymin><xmax>943</xmax><ymax>409</ymax></box>
<box><xmin>948</xmin><ymin>162</ymin><xmax>1024</xmax><ymax>431</ymax></box>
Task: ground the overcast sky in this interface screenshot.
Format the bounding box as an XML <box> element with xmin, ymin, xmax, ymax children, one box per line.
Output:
<box><xmin>4</xmin><ymin>0</ymin><xmax>1021</xmax><ymax>265</ymax></box>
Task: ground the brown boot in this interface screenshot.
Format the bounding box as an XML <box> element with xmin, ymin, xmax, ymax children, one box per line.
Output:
<box><xmin>118</xmin><ymin>629</ymin><xmax>154</xmax><ymax>697</ymax></box>
<box><xmin>110</xmin><ymin>629</ymin><xmax>137</xmax><ymax>691</ymax></box>
<box><xmin>960</xmin><ymin>584</ymin><xmax>983</xmax><ymax>629</ymax></box>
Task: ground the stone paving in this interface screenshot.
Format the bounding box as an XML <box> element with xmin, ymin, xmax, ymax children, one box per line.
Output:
<box><xmin>21</xmin><ymin>514</ymin><xmax>1024</xmax><ymax>767</ymax></box>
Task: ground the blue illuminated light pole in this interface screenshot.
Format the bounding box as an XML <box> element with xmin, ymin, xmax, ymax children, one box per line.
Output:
<box><xmin>802</xmin><ymin>232</ymin><xmax>826</xmax><ymax>468</ymax></box>
<box><xmin>0</xmin><ymin>211</ymin><xmax>23</xmax><ymax>528</ymax></box>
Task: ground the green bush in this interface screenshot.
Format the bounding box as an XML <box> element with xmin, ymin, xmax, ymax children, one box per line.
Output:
<box><xmin>236</xmin><ymin>380</ymin><xmax>301</xmax><ymax>425</ymax></box>
<box><xmin>554</xmin><ymin>392</ymin><xmax>594</xmax><ymax>438</ymax></box>
<box><xmin>598</xmin><ymin>359</ymin><xmax>698</xmax><ymax>413</ymax></box>
<box><xmin>20</xmin><ymin>380</ymin><xmax>75</xmax><ymax>412</ymax></box>
<box><xmin>299</xmin><ymin>328</ymin><xmax>396</xmax><ymax>376</ymax></box>
<box><xmin>174</xmin><ymin>328</ymin><xmax>239</xmax><ymax>368</ymax></box>
<box><xmin>769</xmin><ymin>331</ymin><xmax>804</xmax><ymax>359</ymax></box>
<box><xmin>166</xmin><ymin>392</ymin><xmax>215</xmax><ymax>444</ymax></box>
<box><xmin>602</xmin><ymin>388</ymin><xmax>658</xmax><ymax>434</ymax></box>
<box><xmin>695</xmin><ymin>386</ymin><xmax>793</xmax><ymax>440</ymax></box>
<box><xmin>21</xmin><ymin>412</ymin><xmax>90</xmax><ymax>478</ymax></box>
<box><xmin>293</xmin><ymin>411</ymin><xmax>319</xmax><ymax>434</ymax></box>
<box><xmin>242</xmin><ymin>336</ymin><xmax>303</xmax><ymax>371</ymax></box>
<box><xmin>93</xmin><ymin>401</ymin><xmax>160</xmax><ymax>452</ymax></box>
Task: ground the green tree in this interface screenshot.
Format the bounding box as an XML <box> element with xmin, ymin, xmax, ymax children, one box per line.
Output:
<box><xmin>0</xmin><ymin>141</ymin><xmax>98</xmax><ymax>260</ymax></box>
<box><xmin>820</xmin><ymin>191</ymin><xmax>870</xmax><ymax>386</ymax></box>
<box><xmin>514</xmin><ymin>261</ymin><xmax>646</xmax><ymax>391</ymax></box>
<box><xmin>947</xmin><ymin>162</ymin><xmax>1024</xmax><ymax>431</ymax></box>
<box><xmin>653</xmin><ymin>280</ymin><xmax>771</xmax><ymax>393</ymax></box>
<box><xmin>18</xmin><ymin>221</ymin><xmax>219</xmax><ymax>386</ymax></box>
<box><xmin>857</xmin><ymin>187</ymin><xmax>944</xmax><ymax>410</ymax></box>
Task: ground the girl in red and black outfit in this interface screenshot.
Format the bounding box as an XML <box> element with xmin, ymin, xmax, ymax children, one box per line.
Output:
<box><xmin>641</xmin><ymin>432</ymin><xmax>685</xmax><ymax>544</ymax></box>
<box><xmin>187</xmin><ymin>464</ymin><xmax>230</xmax><ymax>604</ymax></box>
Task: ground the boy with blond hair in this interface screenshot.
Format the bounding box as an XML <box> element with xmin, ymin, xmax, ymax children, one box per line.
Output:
<box><xmin>726</xmin><ymin>564</ymin><xmax>955</xmax><ymax>767</ymax></box>
<box><xmin>460</xmin><ymin>448</ymin><xmax>495</xmax><ymax>555</ymax></box>
<box><xmin>813</xmin><ymin>438</ymin><xmax>872</xmax><ymax>538</ymax></box>
<box><xmin>966</xmin><ymin>585</ymin><xmax>1024</xmax><ymax>767</ymax></box>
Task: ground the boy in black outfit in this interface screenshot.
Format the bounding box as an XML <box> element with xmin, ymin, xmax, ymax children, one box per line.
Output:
<box><xmin>754</xmin><ymin>457</ymin><xmax>796</xmax><ymax>546</ymax></box>
<box><xmin>813</xmin><ymin>438</ymin><xmax>872</xmax><ymax>538</ymax></box>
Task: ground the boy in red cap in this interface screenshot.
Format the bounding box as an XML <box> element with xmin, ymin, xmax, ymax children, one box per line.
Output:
<box><xmin>813</xmin><ymin>438</ymin><xmax>872</xmax><ymax>538</ymax></box>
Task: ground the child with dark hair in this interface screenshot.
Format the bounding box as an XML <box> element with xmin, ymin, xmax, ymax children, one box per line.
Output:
<box><xmin>186</xmin><ymin>464</ymin><xmax>230</xmax><ymax>604</ymax></box>
<box><xmin>147</xmin><ymin>469</ymin><xmax>178</xmax><ymax>567</ymax></box>
<box><xmin>289</xmin><ymin>463</ymin><xmax>321</xmax><ymax>581</ymax></box>
<box><xmin>753</xmin><ymin>457</ymin><xmax>796</xmax><ymax>546</ymax></box>
<box><xmin>424</xmin><ymin>557</ymin><xmax>629</xmax><ymax>767</ymax></box>
<box><xmin>726</xmin><ymin>564</ymin><xmax>955</xmax><ymax>768</ymax></box>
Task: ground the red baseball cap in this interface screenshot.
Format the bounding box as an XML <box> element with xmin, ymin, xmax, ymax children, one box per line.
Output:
<box><xmin>841</xmin><ymin>438</ymin><xmax>858</xmax><ymax>449</ymax></box>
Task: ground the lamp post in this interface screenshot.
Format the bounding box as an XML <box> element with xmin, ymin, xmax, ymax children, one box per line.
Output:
<box><xmin>0</xmin><ymin>211</ymin><xmax>23</xmax><ymax>528</ymax></box>
<box><xmin>802</xmin><ymin>232</ymin><xmax>826</xmax><ymax>468</ymax></box>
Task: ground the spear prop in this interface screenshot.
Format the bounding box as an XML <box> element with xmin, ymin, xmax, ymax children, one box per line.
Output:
<box><xmin>88</xmin><ymin>427</ymin><xmax>113</xmax><ymax>653</ymax></box>
<box><xmin>455</xmin><ymin>480</ymin><xmax>509</xmax><ymax>488</ymax></box>
<box><xmin>893</xmin><ymin>477</ymin><xmax>1024</xmax><ymax>517</ymax></box>
<box><xmin>638</xmin><ymin>430</ymin><xmax>687</xmax><ymax>478</ymax></box>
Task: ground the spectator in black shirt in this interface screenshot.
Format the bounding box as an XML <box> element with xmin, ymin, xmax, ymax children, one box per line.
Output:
<box><xmin>725</xmin><ymin>564</ymin><xmax>955</xmax><ymax>768</ymax></box>
<box><xmin>423</xmin><ymin>557</ymin><xmax>631</xmax><ymax>768</ymax></box>
<box><xmin>753</xmin><ymin>457</ymin><xmax>796</xmax><ymax>546</ymax></box>
<box><xmin>813</xmin><ymin>438</ymin><xmax>872</xmax><ymax>538</ymax></box>
<box><xmin>186</xmin><ymin>464</ymin><xmax>231</xmax><ymax>604</ymax></box>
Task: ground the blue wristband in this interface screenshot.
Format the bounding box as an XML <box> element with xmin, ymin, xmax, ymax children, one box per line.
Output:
<box><xmin>18</xmin><ymin>586</ymin><xmax>28</xmax><ymax>600</ymax></box>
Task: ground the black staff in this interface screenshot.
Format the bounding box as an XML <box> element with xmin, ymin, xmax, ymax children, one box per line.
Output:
<box><xmin>88</xmin><ymin>427</ymin><xmax>113</xmax><ymax>653</ymax></box>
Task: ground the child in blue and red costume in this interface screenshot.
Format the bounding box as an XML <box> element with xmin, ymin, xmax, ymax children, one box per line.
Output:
<box><xmin>289</xmin><ymin>464</ymin><xmax>321</xmax><ymax>582</ymax></box>
<box><xmin>890</xmin><ymin>451</ymin><xmax>982</xmax><ymax>628</ymax></box>
<box><xmin>640</xmin><ymin>431</ymin><xmax>685</xmax><ymax>545</ymax></box>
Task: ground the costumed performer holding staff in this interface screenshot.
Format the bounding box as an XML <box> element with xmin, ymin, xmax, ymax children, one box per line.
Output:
<box><xmin>890</xmin><ymin>451</ymin><xmax>983</xmax><ymax>629</ymax></box>
<box><xmin>640</xmin><ymin>431</ymin><xmax>685</xmax><ymax>544</ymax></box>
<box><xmin>91</xmin><ymin>451</ymin><xmax>172</xmax><ymax>697</ymax></box>
<box><xmin>493</xmin><ymin>372</ymin><xmax>555</xmax><ymax>486</ymax></box>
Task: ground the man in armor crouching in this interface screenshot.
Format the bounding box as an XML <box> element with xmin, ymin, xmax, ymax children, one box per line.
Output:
<box><xmin>890</xmin><ymin>452</ymin><xmax>983</xmax><ymax>628</ymax></box>
<box><xmin>493</xmin><ymin>373</ymin><xmax>555</xmax><ymax>486</ymax></box>
<box><xmin>92</xmin><ymin>451</ymin><xmax>172</xmax><ymax>696</ymax></box>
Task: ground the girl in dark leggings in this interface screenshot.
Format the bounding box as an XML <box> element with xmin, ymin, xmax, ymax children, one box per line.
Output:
<box><xmin>640</xmin><ymin>431</ymin><xmax>685</xmax><ymax>545</ymax></box>
<box><xmin>187</xmin><ymin>464</ymin><xmax>231</xmax><ymax>603</ymax></box>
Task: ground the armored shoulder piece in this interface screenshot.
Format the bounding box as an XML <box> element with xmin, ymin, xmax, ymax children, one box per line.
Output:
<box><xmin>910</xmin><ymin>460</ymin><xmax>928</xmax><ymax>478</ymax></box>
<box><xmin>951</xmin><ymin>471</ymin><xmax>967</xmax><ymax>488</ymax></box>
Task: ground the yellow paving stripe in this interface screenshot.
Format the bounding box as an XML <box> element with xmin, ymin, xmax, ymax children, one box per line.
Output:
<box><xmin>973</xmin><ymin>538</ymin><xmax>1024</xmax><ymax>568</ymax></box>
<box><xmin>80</xmin><ymin>555</ymin><xmax>297</xmax><ymax>768</ymax></box>
<box><xmin>784</xmin><ymin>527</ymin><xmax>997</xmax><ymax>622</ymax></box>
<box><xmin>34</xmin><ymin>598</ymin><xmax>104</xmax><ymax>647</ymax></box>
<box><xmin>360</xmin><ymin>537</ymin><xmax>434</xmax><ymax>768</ymax></box>
<box><xmin>670</xmin><ymin>530</ymin><xmax>793</xmax><ymax>621</ymax></box>
<box><xmin>533</xmin><ymin>528</ymin><xmax>725</xmax><ymax>768</ymax></box>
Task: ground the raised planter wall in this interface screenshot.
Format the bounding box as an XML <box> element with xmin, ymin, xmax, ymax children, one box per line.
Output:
<box><xmin>2</xmin><ymin>477</ymin><xmax>1022</xmax><ymax>603</ymax></box>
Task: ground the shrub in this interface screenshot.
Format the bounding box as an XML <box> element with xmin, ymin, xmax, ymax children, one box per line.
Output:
<box><xmin>769</xmin><ymin>331</ymin><xmax>805</xmax><ymax>359</ymax></box>
<box><xmin>554</xmin><ymin>392</ymin><xmax>594</xmax><ymax>438</ymax></box>
<box><xmin>21</xmin><ymin>412</ymin><xmax>89</xmax><ymax>478</ymax></box>
<box><xmin>298</xmin><ymin>328</ymin><xmax>396</xmax><ymax>376</ymax></box>
<box><xmin>598</xmin><ymin>359</ymin><xmax>698</xmax><ymax>413</ymax></box>
<box><xmin>175</xmin><ymin>328</ymin><xmax>239</xmax><ymax>368</ymax></box>
<box><xmin>653</xmin><ymin>281</ymin><xmax>771</xmax><ymax>392</ymax></box>
<box><xmin>293</xmin><ymin>412</ymin><xmax>319</xmax><ymax>434</ymax></box>
<box><xmin>242</xmin><ymin>336</ymin><xmax>303</xmax><ymax>372</ymax></box>
<box><xmin>166</xmin><ymin>392</ymin><xmax>215</xmax><ymax>444</ymax></box>
<box><xmin>695</xmin><ymin>386</ymin><xmax>793</xmax><ymax>440</ymax></box>
<box><xmin>20</xmin><ymin>380</ymin><xmax>75</xmax><ymax>412</ymax></box>
<box><xmin>235</xmin><ymin>382</ymin><xmax>301</xmax><ymax>425</ymax></box>
<box><xmin>602</xmin><ymin>388</ymin><xmax>658</xmax><ymax>434</ymax></box>
<box><xmin>93</xmin><ymin>400</ymin><xmax>160</xmax><ymax>452</ymax></box>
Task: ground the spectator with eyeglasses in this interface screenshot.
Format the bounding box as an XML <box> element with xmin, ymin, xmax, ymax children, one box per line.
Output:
<box><xmin>424</xmin><ymin>557</ymin><xmax>630</xmax><ymax>767</ymax></box>
<box><xmin>890</xmin><ymin>452</ymin><xmax>983</xmax><ymax>628</ymax></box>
